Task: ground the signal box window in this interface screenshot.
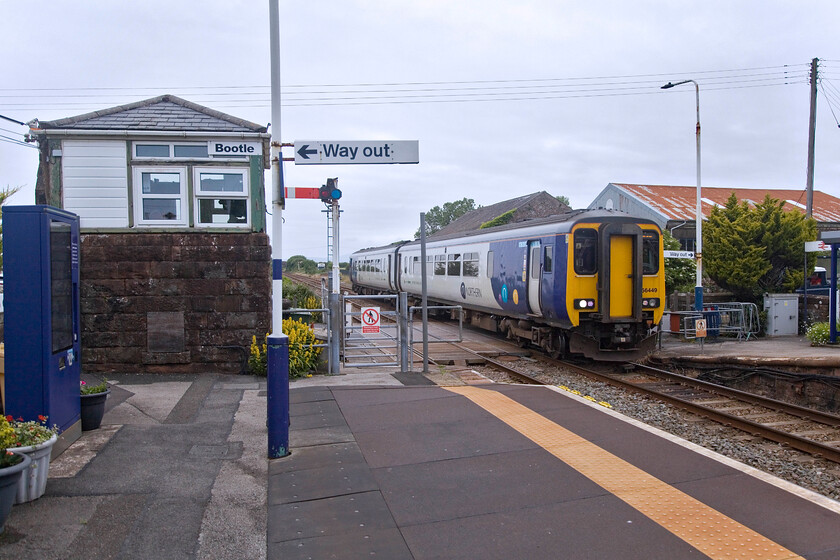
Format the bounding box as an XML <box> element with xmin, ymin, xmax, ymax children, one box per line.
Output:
<box><xmin>447</xmin><ymin>254</ymin><xmax>461</xmax><ymax>276</ymax></box>
<box><xmin>195</xmin><ymin>169</ymin><xmax>249</xmax><ymax>227</ymax></box>
<box><xmin>134</xmin><ymin>167</ymin><xmax>187</xmax><ymax>226</ymax></box>
<box><xmin>463</xmin><ymin>252</ymin><xmax>479</xmax><ymax>277</ymax></box>
<box><xmin>574</xmin><ymin>229</ymin><xmax>598</xmax><ymax>275</ymax></box>
<box><xmin>642</xmin><ymin>231</ymin><xmax>660</xmax><ymax>275</ymax></box>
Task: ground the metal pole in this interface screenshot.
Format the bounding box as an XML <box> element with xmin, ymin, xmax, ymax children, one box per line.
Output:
<box><xmin>806</xmin><ymin>58</ymin><xmax>818</xmax><ymax>218</ymax></box>
<box><xmin>419</xmin><ymin>213</ymin><xmax>429</xmax><ymax>373</ymax></box>
<box><xmin>267</xmin><ymin>0</ymin><xmax>290</xmax><ymax>459</ymax></box>
<box><xmin>693</xmin><ymin>80</ymin><xmax>703</xmax><ymax>313</ymax></box>
<box><xmin>332</xmin><ymin>199</ymin><xmax>340</xmax><ymax>295</ymax></box>
<box><xmin>661</xmin><ymin>79</ymin><xmax>702</xmax><ymax>312</ymax></box>
<box><xmin>399</xmin><ymin>291</ymin><xmax>408</xmax><ymax>372</ymax></box>
<box><xmin>330</xmin><ymin>198</ymin><xmax>342</xmax><ymax>374</ymax></box>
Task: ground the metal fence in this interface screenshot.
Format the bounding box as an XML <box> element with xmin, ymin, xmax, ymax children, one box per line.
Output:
<box><xmin>407</xmin><ymin>305</ymin><xmax>463</xmax><ymax>372</ymax></box>
<box><xmin>662</xmin><ymin>302</ymin><xmax>761</xmax><ymax>341</ymax></box>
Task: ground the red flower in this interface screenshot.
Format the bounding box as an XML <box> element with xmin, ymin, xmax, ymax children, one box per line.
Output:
<box><xmin>38</xmin><ymin>415</ymin><xmax>47</xmax><ymax>422</ymax></box>
<box><xmin>4</xmin><ymin>416</ymin><xmax>11</xmax><ymax>422</ymax></box>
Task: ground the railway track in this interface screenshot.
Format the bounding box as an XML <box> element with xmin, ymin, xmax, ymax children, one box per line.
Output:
<box><xmin>284</xmin><ymin>273</ymin><xmax>840</xmax><ymax>464</ymax></box>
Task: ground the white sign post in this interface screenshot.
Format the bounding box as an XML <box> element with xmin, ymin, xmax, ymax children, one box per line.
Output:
<box><xmin>294</xmin><ymin>140</ymin><xmax>419</xmax><ymax>165</ymax></box>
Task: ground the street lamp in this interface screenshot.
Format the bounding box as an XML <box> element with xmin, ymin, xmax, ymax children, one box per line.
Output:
<box><xmin>661</xmin><ymin>79</ymin><xmax>703</xmax><ymax>312</ymax></box>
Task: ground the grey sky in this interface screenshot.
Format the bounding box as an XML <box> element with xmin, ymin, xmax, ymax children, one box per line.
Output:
<box><xmin>2</xmin><ymin>1</ymin><xmax>839</xmax><ymax>260</ymax></box>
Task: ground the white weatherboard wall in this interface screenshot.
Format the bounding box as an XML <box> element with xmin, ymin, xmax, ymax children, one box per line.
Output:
<box><xmin>61</xmin><ymin>140</ymin><xmax>129</xmax><ymax>228</ymax></box>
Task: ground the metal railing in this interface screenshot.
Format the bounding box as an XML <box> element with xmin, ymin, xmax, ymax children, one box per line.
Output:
<box><xmin>661</xmin><ymin>302</ymin><xmax>761</xmax><ymax>342</ymax></box>
<box><xmin>407</xmin><ymin>305</ymin><xmax>463</xmax><ymax>372</ymax></box>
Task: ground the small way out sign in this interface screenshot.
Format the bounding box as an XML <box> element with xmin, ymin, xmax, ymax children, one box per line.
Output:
<box><xmin>294</xmin><ymin>140</ymin><xmax>419</xmax><ymax>165</ymax></box>
<box><xmin>361</xmin><ymin>307</ymin><xmax>381</xmax><ymax>334</ymax></box>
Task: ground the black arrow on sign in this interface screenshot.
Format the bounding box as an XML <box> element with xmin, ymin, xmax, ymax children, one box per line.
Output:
<box><xmin>297</xmin><ymin>144</ymin><xmax>318</xmax><ymax>159</ymax></box>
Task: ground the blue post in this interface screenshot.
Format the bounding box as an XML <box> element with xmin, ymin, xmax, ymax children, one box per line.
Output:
<box><xmin>694</xmin><ymin>285</ymin><xmax>703</xmax><ymax>313</ymax></box>
<box><xmin>267</xmin><ymin>334</ymin><xmax>290</xmax><ymax>458</ymax></box>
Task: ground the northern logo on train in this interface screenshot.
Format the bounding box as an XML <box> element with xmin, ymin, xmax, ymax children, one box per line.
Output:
<box><xmin>460</xmin><ymin>282</ymin><xmax>466</xmax><ymax>299</ymax></box>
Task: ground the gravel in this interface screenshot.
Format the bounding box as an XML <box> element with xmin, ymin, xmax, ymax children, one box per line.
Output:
<box><xmin>473</xmin><ymin>361</ymin><xmax>840</xmax><ymax>502</ymax></box>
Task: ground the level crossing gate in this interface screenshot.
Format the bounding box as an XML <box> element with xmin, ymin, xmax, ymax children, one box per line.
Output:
<box><xmin>342</xmin><ymin>294</ymin><xmax>401</xmax><ymax>368</ymax></box>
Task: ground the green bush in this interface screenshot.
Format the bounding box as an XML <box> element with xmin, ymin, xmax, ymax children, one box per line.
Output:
<box><xmin>248</xmin><ymin>319</ymin><xmax>322</xmax><ymax>378</ymax></box>
<box><xmin>806</xmin><ymin>322</ymin><xmax>831</xmax><ymax>346</ymax></box>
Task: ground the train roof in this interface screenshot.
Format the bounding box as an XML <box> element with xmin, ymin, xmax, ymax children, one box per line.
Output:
<box><xmin>350</xmin><ymin>208</ymin><xmax>660</xmax><ymax>256</ymax></box>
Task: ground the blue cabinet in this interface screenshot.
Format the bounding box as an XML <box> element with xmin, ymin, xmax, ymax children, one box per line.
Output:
<box><xmin>4</xmin><ymin>206</ymin><xmax>81</xmax><ymax>435</ymax></box>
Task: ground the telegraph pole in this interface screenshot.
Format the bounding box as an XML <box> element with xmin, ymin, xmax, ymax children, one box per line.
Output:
<box><xmin>806</xmin><ymin>57</ymin><xmax>819</xmax><ymax>218</ymax></box>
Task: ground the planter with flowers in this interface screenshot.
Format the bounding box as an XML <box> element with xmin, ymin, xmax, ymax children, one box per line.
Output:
<box><xmin>6</xmin><ymin>415</ymin><xmax>59</xmax><ymax>503</ymax></box>
<box><xmin>0</xmin><ymin>416</ymin><xmax>31</xmax><ymax>533</ymax></box>
<box><xmin>80</xmin><ymin>379</ymin><xmax>110</xmax><ymax>431</ymax></box>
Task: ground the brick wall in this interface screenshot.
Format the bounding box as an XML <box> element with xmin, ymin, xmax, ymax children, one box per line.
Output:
<box><xmin>80</xmin><ymin>232</ymin><xmax>271</xmax><ymax>374</ymax></box>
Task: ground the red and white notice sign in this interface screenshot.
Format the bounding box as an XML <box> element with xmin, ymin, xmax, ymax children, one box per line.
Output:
<box><xmin>361</xmin><ymin>307</ymin><xmax>380</xmax><ymax>334</ymax></box>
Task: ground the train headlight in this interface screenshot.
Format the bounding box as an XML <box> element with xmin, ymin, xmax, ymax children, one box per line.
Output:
<box><xmin>642</xmin><ymin>298</ymin><xmax>660</xmax><ymax>308</ymax></box>
<box><xmin>574</xmin><ymin>298</ymin><xmax>596</xmax><ymax>310</ymax></box>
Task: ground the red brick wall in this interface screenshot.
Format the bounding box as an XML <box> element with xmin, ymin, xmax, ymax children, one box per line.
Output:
<box><xmin>80</xmin><ymin>232</ymin><xmax>271</xmax><ymax>374</ymax></box>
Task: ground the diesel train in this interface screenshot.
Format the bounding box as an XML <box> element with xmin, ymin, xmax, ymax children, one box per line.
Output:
<box><xmin>349</xmin><ymin>209</ymin><xmax>665</xmax><ymax>361</ymax></box>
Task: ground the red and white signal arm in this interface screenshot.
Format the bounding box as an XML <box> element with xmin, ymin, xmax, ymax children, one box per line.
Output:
<box><xmin>361</xmin><ymin>307</ymin><xmax>381</xmax><ymax>334</ymax></box>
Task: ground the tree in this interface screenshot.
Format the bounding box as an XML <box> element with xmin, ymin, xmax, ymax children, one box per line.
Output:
<box><xmin>663</xmin><ymin>230</ymin><xmax>694</xmax><ymax>296</ymax></box>
<box><xmin>703</xmin><ymin>193</ymin><xmax>817</xmax><ymax>303</ymax></box>
<box><xmin>284</xmin><ymin>255</ymin><xmax>321</xmax><ymax>274</ymax></box>
<box><xmin>555</xmin><ymin>195</ymin><xmax>570</xmax><ymax>207</ymax></box>
<box><xmin>415</xmin><ymin>197</ymin><xmax>478</xmax><ymax>238</ymax></box>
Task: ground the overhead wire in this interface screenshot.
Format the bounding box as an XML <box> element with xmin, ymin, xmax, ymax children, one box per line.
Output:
<box><xmin>0</xmin><ymin>64</ymin><xmax>809</xmax><ymax>111</ymax></box>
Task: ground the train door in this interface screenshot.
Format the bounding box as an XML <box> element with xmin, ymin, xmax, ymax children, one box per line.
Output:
<box><xmin>599</xmin><ymin>223</ymin><xmax>643</xmax><ymax>322</ymax></box>
<box><xmin>609</xmin><ymin>236</ymin><xmax>634</xmax><ymax>317</ymax></box>
<box><xmin>527</xmin><ymin>240</ymin><xmax>542</xmax><ymax>316</ymax></box>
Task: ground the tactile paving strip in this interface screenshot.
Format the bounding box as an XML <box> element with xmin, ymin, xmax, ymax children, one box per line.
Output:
<box><xmin>445</xmin><ymin>385</ymin><xmax>804</xmax><ymax>560</ymax></box>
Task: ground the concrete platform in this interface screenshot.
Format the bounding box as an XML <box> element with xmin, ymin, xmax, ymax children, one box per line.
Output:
<box><xmin>269</xmin><ymin>379</ymin><xmax>840</xmax><ymax>559</ymax></box>
<box><xmin>652</xmin><ymin>334</ymin><xmax>840</xmax><ymax>368</ymax></box>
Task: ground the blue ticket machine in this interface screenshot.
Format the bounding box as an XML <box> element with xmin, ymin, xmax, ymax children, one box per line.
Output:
<box><xmin>4</xmin><ymin>206</ymin><xmax>82</xmax><ymax>453</ymax></box>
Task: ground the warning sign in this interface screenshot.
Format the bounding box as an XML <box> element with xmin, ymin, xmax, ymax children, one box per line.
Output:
<box><xmin>695</xmin><ymin>318</ymin><xmax>707</xmax><ymax>338</ymax></box>
<box><xmin>361</xmin><ymin>307</ymin><xmax>380</xmax><ymax>334</ymax></box>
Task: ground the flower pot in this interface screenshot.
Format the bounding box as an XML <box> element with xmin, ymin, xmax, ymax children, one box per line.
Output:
<box><xmin>0</xmin><ymin>451</ymin><xmax>31</xmax><ymax>533</ymax></box>
<box><xmin>13</xmin><ymin>433</ymin><xmax>58</xmax><ymax>503</ymax></box>
<box><xmin>80</xmin><ymin>389</ymin><xmax>110</xmax><ymax>431</ymax></box>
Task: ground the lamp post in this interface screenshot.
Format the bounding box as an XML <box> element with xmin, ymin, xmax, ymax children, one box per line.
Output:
<box><xmin>661</xmin><ymin>79</ymin><xmax>703</xmax><ymax>312</ymax></box>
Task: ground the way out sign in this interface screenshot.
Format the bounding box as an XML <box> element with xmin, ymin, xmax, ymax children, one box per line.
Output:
<box><xmin>294</xmin><ymin>140</ymin><xmax>419</xmax><ymax>165</ymax></box>
<box><xmin>361</xmin><ymin>307</ymin><xmax>381</xmax><ymax>334</ymax></box>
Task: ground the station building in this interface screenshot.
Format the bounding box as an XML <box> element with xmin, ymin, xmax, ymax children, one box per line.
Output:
<box><xmin>28</xmin><ymin>94</ymin><xmax>271</xmax><ymax>374</ymax></box>
<box><xmin>589</xmin><ymin>182</ymin><xmax>840</xmax><ymax>252</ymax></box>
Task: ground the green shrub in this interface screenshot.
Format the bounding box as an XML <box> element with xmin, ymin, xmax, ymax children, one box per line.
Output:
<box><xmin>248</xmin><ymin>319</ymin><xmax>322</xmax><ymax>378</ymax></box>
<box><xmin>806</xmin><ymin>322</ymin><xmax>831</xmax><ymax>346</ymax></box>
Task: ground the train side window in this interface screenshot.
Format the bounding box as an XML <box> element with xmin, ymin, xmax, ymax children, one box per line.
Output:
<box><xmin>412</xmin><ymin>256</ymin><xmax>421</xmax><ymax>275</ymax></box>
<box><xmin>486</xmin><ymin>251</ymin><xmax>494</xmax><ymax>278</ymax></box>
<box><xmin>530</xmin><ymin>247</ymin><xmax>540</xmax><ymax>279</ymax></box>
<box><xmin>643</xmin><ymin>232</ymin><xmax>660</xmax><ymax>274</ymax></box>
<box><xmin>427</xmin><ymin>255</ymin><xmax>433</xmax><ymax>275</ymax></box>
<box><xmin>447</xmin><ymin>253</ymin><xmax>461</xmax><ymax>276</ymax></box>
<box><xmin>574</xmin><ymin>229</ymin><xmax>598</xmax><ymax>275</ymax></box>
<box><xmin>463</xmin><ymin>252</ymin><xmax>479</xmax><ymax>277</ymax></box>
<box><xmin>544</xmin><ymin>246</ymin><xmax>553</xmax><ymax>274</ymax></box>
<box><xmin>434</xmin><ymin>255</ymin><xmax>446</xmax><ymax>276</ymax></box>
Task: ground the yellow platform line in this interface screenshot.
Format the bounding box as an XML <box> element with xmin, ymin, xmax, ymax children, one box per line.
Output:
<box><xmin>445</xmin><ymin>385</ymin><xmax>804</xmax><ymax>560</ymax></box>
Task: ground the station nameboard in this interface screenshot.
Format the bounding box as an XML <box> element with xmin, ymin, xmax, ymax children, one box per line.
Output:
<box><xmin>294</xmin><ymin>140</ymin><xmax>419</xmax><ymax>165</ymax></box>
